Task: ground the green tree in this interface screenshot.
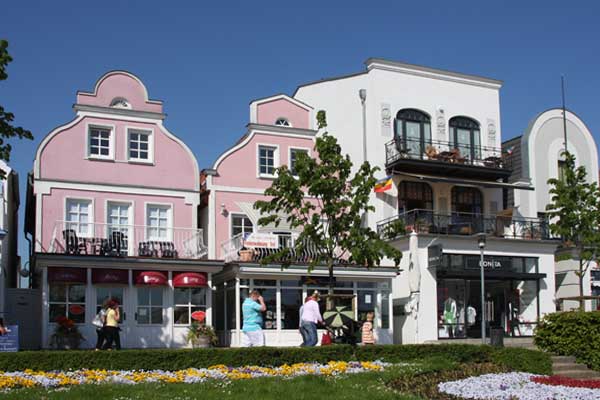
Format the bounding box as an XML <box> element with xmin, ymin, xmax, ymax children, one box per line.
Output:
<box><xmin>0</xmin><ymin>40</ymin><xmax>34</xmax><ymax>171</ymax></box>
<box><xmin>546</xmin><ymin>151</ymin><xmax>600</xmax><ymax>310</ymax></box>
<box><xmin>255</xmin><ymin>110</ymin><xmax>402</xmax><ymax>297</ymax></box>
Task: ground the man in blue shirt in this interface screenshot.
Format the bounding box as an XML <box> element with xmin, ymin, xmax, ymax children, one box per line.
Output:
<box><xmin>242</xmin><ymin>290</ymin><xmax>266</xmax><ymax>347</ymax></box>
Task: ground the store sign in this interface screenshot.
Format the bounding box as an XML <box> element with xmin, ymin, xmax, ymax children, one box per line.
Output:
<box><xmin>466</xmin><ymin>256</ymin><xmax>508</xmax><ymax>270</ymax></box>
<box><xmin>92</xmin><ymin>269</ymin><xmax>129</xmax><ymax>284</ymax></box>
<box><xmin>173</xmin><ymin>272</ymin><xmax>208</xmax><ymax>287</ymax></box>
<box><xmin>0</xmin><ymin>326</ymin><xmax>19</xmax><ymax>352</ymax></box>
<box><xmin>428</xmin><ymin>245</ymin><xmax>443</xmax><ymax>268</ymax></box>
<box><xmin>301</xmin><ymin>276</ymin><xmax>335</xmax><ymax>286</ymax></box>
<box><xmin>243</xmin><ymin>233</ymin><xmax>278</xmax><ymax>249</ymax></box>
<box><xmin>48</xmin><ymin>267</ymin><xmax>86</xmax><ymax>283</ymax></box>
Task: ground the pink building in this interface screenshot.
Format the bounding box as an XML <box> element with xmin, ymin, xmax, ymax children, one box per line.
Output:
<box><xmin>27</xmin><ymin>71</ymin><xmax>219</xmax><ymax>349</ymax></box>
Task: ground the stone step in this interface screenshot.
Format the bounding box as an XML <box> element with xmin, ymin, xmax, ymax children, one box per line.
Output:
<box><xmin>553</xmin><ymin>370</ymin><xmax>600</xmax><ymax>379</ymax></box>
<box><xmin>551</xmin><ymin>355</ymin><xmax>577</xmax><ymax>363</ymax></box>
<box><xmin>553</xmin><ymin>363</ymin><xmax>593</xmax><ymax>372</ymax></box>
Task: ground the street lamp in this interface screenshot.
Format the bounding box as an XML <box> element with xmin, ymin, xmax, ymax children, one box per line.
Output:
<box><xmin>477</xmin><ymin>233</ymin><xmax>486</xmax><ymax>345</ymax></box>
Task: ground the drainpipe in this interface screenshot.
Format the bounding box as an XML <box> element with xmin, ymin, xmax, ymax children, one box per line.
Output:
<box><xmin>359</xmin><ymin>89</ymin><xmax>368</xmax><ymax>228</ymax></box>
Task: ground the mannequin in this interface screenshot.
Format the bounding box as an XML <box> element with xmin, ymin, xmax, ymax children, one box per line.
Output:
<box><xmin>443</xmin><ymin>297</ymin><xmax>457</xmax><ymax>337</ymax></box>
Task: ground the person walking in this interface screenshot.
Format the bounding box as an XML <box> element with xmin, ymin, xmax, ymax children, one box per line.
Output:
<box><xmin>102</xmin><ymin>300</ymin><xmax>121</xmax><ymax>350</ymax></box>
<box><xmin>300</xmin><ymin>291</ymin><xmax>323</xmax><ymax>347</ymax></box>
<box><xmin>299</xmin><ymin>296</ymin><xmax>311</xmax><ymax>346</ymax></box>
<box><xmin>242</xmin><ymin>290</ymin><xmax>266</xmax><ymax>347</ymax></box>
<box><xmin>361</xmin><ymin>311</ymin><xmax>376</xmax><ymax>345</ymax></box>
<box><xmin>93</xmin><ymin>299</ymin><xmax>109</xmax><ymax>351</ymax></box>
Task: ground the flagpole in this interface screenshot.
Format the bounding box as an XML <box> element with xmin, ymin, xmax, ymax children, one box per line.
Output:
<box><xmin>561</xmin><ymin>76</ymin><xmax>568</xmax><ymax>153</ymax></box>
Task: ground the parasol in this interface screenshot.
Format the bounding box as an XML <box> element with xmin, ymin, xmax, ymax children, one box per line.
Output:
<box><xmin>323</xmin><ymin>306</ymin><xmax>354</xmax><ymax>328</ymax></box>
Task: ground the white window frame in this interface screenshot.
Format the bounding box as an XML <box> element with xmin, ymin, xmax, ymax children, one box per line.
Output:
<box><xmin>48</xmin><ymin>283</ymin><xmax>87</xmax><ymax>324</ymax></box>
<box><xmin>126</xmin><ymin>127</ymin><xmax>154</xmax><ymax>164</ymax></box>
<box><xmin>105</xmin><ymin>200</ymin><xmax>134</xmax><ymax>255</ymax></box>
<box><xmin>144</xmin><ymin>202</ymin><xmax>173</xmax><ymax>241</ymax></box>
<box><xmin>288</xmin><ymin>147</ymin><xmax>311</xmax><ymax>177</ymax></box>
<box><xmin>257</xmin><ymin>144</ymin><xmax>279</xmax><ymax>178</ymax></box>
<box><xmin>136</xmin><ymin>286</ymin><xmax>165</xmax><ymax>326</ymax></box>
<box><xmin>230</xmin><ymin>212</ymin><xmax>254</xmax><ymax>238</ymax></box>
<box><xmin>64</xmin><ymin>197</ymin><xmax>94</xmax><ymax>238</ymax></box>
<box><xmin>173</xmin><ymin>287</ymin><xmax>208</xmax><ymax>326</ymax></box>
<box><xmin>86</xmin><ymin>123</ymin><xmax>115</xmax><ymax>160</ymax></box>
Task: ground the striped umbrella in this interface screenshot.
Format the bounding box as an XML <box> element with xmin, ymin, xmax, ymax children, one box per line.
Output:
<box><xmin>323</xmin><ymin>306</ymin><xmax>354</xmax><ymax>328</ymax></box>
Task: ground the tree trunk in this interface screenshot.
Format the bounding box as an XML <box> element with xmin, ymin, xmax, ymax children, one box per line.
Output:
<box><xmin>327</xmin><ymin>260</ymin><xmax>334</xmax><ymax>311</ymax></box>
<box><xmin>579</xmin><ymin>257</ymin><xmax>585</xmax><ymax>311</ymax></box>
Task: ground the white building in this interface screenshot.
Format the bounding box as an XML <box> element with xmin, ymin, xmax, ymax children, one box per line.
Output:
<box><xmin>295</xmin><ymin>58</ymin><xmax>558</xmax><ymax>343</ymax></box>
<box><xmin>503</xmin><ymin>109</ymin><xmax>599</xmax><ymax>311</ymax></box>
<box><xmin>0</xmin><ymin>160</ymin><xmax>20</xmax><ymax>318</ymax></box>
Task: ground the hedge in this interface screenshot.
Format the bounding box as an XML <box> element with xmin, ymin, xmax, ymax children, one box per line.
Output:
<box><xmin>534</xmin><ymin>311</ymin><xmax>600</xmax><ymax>371</ymax></box>
<box><xmin>0</xmin><ymin>344</ymin><xmax>551</xmax><ymax>374</ymax></box>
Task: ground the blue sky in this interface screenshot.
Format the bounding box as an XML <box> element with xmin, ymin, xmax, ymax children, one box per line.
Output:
<box><xmin>2</xmin><ymin>1</ymin><xmax>599</xmax><ymax>266</ymax></box>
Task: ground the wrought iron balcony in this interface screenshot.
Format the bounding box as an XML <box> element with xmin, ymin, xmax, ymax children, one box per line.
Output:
<box><xmin>377</xmin><ymin>209</ymin><xmax>551</xmax><ymax>241</ymax></box>
<box><xmin>385</xmin><ymin>138</ymin><xmax>511</xmax><ymax>180</ymax></box>
<box><xmin>47</xmin><ymin>221</ymin><xmax>208</xmax><ymax>259</ymax></box>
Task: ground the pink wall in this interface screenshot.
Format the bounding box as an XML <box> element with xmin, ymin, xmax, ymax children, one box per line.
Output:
<box><xmin>256</xmin><ymin>98</ymin><xmax>310</xmax><ymax>129</ymax></box>
<box><xmin>41</xmin><ymin>188</ymin><xmax>194</xmax><ymax>250</ymax></box>
<box><xmin>76</xmin><ymin>72</ymin><xmax>163</xmax><ymax>114</ymax></box>
<box><xmin>213</xmin><ymin>132</ymin><xmax>314</xmax><ymax>188</ymax></box>
<box><xmin>39</xmin><ymin>117</ymin><xmax>197</xmax><ymax>191</ymax></box>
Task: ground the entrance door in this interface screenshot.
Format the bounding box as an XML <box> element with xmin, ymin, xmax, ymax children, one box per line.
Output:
<box><xmin>133</xmin><ymin>286</ymin><xmax>167</xmax><ymax>348</ymax></box>
<box><xmin>96</xmin><ymin>287</ymin><xmax>126</xmax><ymax>347</ymax></box>
<box><xmin>107</xmin><ymin>202</ymin><xmax>132</xmax><ymax>256</ymax></box>
<box><xmin>466</xmin><ymin>280</ymin><xmax>508</xmax><ymax>338</ymax></box>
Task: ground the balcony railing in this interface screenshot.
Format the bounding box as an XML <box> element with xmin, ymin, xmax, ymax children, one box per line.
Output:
<box><xmin>385</xmin><ymin>137</ymin><xmax>511</xmax><ymax>171</ymax></box>
<box><xmin>377</xmin><ymin>209</ymin><xmax>551</xmax><ymax>241</ymax></box>
<box><xmin>47</xmin><ymin>221</ymin><xmax>208</xmax><ymax>259</ymax></box>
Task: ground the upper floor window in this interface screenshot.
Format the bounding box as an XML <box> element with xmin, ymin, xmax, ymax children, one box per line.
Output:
<box><xmin>395</xmin><ymin>109</ymin><xmax>431</xmax><ymax>157</ymax></box>
<box><xmin>231</xmin><ymin>214</ymin><xmax>253</xmax><ymax>238</ymax></box>
<box><xmin>398</xmin><ymin>181</ymin><xmax>433</xmax><ymax>213</ymax></box>
<box><xmin>275</xmin><ymin>118</ymin><xmax>290</xmax><ymax>127</ymax></box>
<box><xmin>258</xmin><ymin>145</ymin><xmax>277</xmax><ymax>177</ymax></box>
<box><xmin>289</xmin><ymin>148</ymin><xmax>309</xmax><ymax>176</ymax></box>
<box><xmin>451</xmin><ymin>186</ymin><xmax>483</xmax><ymax>215</ymax></box>
<box><xmin>88</xmin><ymin>126</ymin><xmax>113</xmax><ymax>159</ymax></box>
<box><xmin>146</xmin><ymin>204</ymin><xmax>171</xmax><ymax>240</ymax></box>
<box><xmin>558</xmin><ymin>160</ymin><xmax>567</xmax><ymax>182</ymax></box>
<box><xmin>66</xmin><ymin>199</ymin><xmax>92</xmax><ymax>237</ymax></box>
<box><xmin>449</xmin><ymin>117</ymin><xmax>481</xmax><ymax>161</ymax></box>
<box><xmin>128</xmin><ymin>129</ymin><xmax>153</xmax><ymax>163</ymax></box>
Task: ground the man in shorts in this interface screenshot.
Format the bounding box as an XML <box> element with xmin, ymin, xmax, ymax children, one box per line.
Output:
<box><xmin>242</xmin><ymin>290</ymin><xmax>267</xmax><ymax>347</ymax></box>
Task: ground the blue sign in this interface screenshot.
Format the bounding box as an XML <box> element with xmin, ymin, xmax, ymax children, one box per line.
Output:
<box><xmin>0</xmin><ymin>325</ymin><xmax>19</xmax><ymax>352</ymax></box>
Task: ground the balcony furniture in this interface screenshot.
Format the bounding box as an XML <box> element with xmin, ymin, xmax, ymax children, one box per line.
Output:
<box><xmin>239</xmin><ymin>249</ymin><xmax>254</xmax><ymax>262</ymax></box>
<box><xmin>484</xmin><ymin>156</ymin><xmax>502</xmax><ymax>168</ymax></box>
<box><xmin>425</xmin><ymin>145</ymin><xmax>438</xmax><ymax>160</ymax></box>
<box><xmin>138</xmin><ymin>241</ymin><xmax>178</xmax><ymax>258</ymax></box>
<box><xmin>449</xmin><ymin>148</ymin><xmax>465</xmax><ymax>164</ymax></box>
<box><xmin>62</xmin><ymin>229</ymin><xmax>87</xmax><ymax>255</ymax></box>
<box><xmin>159</xmin><ymin>241</ymin><xmax>178</xmax><ymax>258</ymax></box>
<box><xmin>81</xmin><ymin>237</ymin><xmax>108</xmax><ymax>256</ymax></box>
<box><xmin>107</xmin><ymin>231</ymin><xmax>127</xmax><ymax>257</ymax></box>
<box><xmin>138</xmin><ymin>241</ymin><xmax>160</xmax><ymax>257</ymax></box>
<box><xmin>438</xmin><ymin>151</ymin><xmax>454</xmax><ymax>163</ymax></box>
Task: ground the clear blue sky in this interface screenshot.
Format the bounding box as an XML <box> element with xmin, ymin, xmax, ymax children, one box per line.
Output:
<box><xmin>2</xmin><ymin>1</ymin><xmax>599</xmax><ymax>267</ymax></box>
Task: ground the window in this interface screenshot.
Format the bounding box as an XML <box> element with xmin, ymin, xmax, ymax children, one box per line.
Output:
<box><xmin>231</xmin><ymin>214</ymin><xmax>253</xmax><ymax>238</ymax></box>
<box><xmin>88</xmin><ymin>127</ymin><xmax>112</xmax><ymax>159</ymax></box>
<box><xmin>258</xmin><ymin>145</ymin><xmax>277</xmax><ymax>176</ymax></box>
<box><xmin>449</xmin><ymin>117</ymin><xmax>481</xmax><ymax>161</ymax></box>
<box><xmin>398</xmin><ymin>181</ymin><xmax>433</xmax><ymax>213</ymax></box>
<box><xmin>289</xmin><ymin>148</ymin><xmax>309</xmax><ymax>176</ymax></box>
<box><xmin>281</xmin><ymin>288</ymin><xmax>303</xmax><ymax>329</ymax></box>
<box><xmin>254</xmin><ymin>287</ymin><xmax>277</xmax><ymax>329</ymax></box>
<box><xmin>174</xmin><ymin>287</ymin><xmax>207</xmax><ymax>325</ymax></box>
<box><xmin>66</xmin><ymin>199</ymin><xmax>92</xmax><ymax>236</ymax></box>
<box><xmin>107</xmin><ymin>202</ymin><xmax>130</xmax><ymax>255</ymax></box>
<box><xmin>49</xmin><ymin>283</ymin><xmax>86</xmax><ymax>323</ymax></box>
<box><xmin>136</xmin><ymin>287</ymin><xmax>163</xmax><ymax>324</ymax></box>
<box><xmin>394</xmin><ymin>109</ymin><xmax>431</xmax><ymax>157</ymax></box>
<box><xmin>96</xmin><ymin>287</ymin><xmax>125</xmax><ymax>320</ymax></box>
<box><xmin>146</xmin><ymin>205</ymin><xmax>171</xmax><ymax>240</ymax></box>
<box><xmin>558</xmin><ymin>160</ymin><xmax>567</xmax><ymax>182</ymax></box>
<box><xmin>128</xmin><ymin>130</ymin><xmax>152</xmax><ymax>162</ymax></box>
<box><xmin>451</xmin><ymin>186</ymin><xmax>483</xmax><ymax>214</ymax></box>
<box><xmin>275</xmin><ymin>118</ymin><xmax>290</xmax><ymax>127</ymax></box>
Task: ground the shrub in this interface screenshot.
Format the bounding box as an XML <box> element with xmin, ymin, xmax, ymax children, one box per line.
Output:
<box><xmin>0</xmin><ymin>344</ymin><xmax>550</xmax><ymax>373</ymax></box>
<box><xmin>534</xmin><ymin>311</ymin><xmax>600</xmax><ymax>371</ymax></box>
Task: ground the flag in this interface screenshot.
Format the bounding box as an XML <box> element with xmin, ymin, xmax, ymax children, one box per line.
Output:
<box><xmin>374</xmin><ymin>176</ymin><xmax>392</xmax><ymax>193</ymax></box>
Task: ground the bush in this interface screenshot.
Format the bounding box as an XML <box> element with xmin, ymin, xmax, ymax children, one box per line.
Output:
<box><xmin>0</xmin><ymin>344</ymin><xmax>550</xmax><ymax>374</ymax></box>
<box><xmin>534</xmin><ymin>311</ymin><xmax>600</xmax><ymax>371</ymax></box>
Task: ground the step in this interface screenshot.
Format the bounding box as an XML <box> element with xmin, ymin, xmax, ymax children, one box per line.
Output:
<box><xmin>553</xmin><ymin>363</ymin><xmax>593</xmax><ymax>372</ymax></box>
<box><xmin>551</xmin><ymin>356</ymin><xmax>577</xmax><ymax>363</ymax></box>
<box><xmin>553</xmin><ymin>370</ymin><xmax>600</xmax><ymax>379</ymax></box>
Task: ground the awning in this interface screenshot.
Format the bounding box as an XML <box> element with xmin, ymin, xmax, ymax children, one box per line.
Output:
<box><xmin>48</xmin><ymin>267</ymin><xmax>86</xmax><ymax>283</ymax></box>
<box><xmin>236</xmin><ymin>202</ymin><xmax>300</xmax><ymax>232</ymax></box>
<box><xmin>134</xmin><ymin>271</ymin><xmax>168</xmax><ymax>286</ymax></box>
<box><xmin>92</xmin><ymin>269</ymin><xmax>129</xmax><ymax>285</ymax></box>
<box><xmin>392</xmin><ymin>171</ymin><xmax>535</xmax><ymax>191</ymax></box>
<box><xmin>173</xmin><ymin>272</ymin><xmax>208</xmax><ymax>287</ymax></box>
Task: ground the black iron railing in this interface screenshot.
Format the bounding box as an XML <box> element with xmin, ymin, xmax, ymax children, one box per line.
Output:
<box><xmin>377</xmin><ymin>209</ymin><xmax>551</xmax><ymax>241</ymax></box>
<box><xmin>385</xmin><ymin>137</ymin><xmax>511</xmax><ymax>171</ymax></box>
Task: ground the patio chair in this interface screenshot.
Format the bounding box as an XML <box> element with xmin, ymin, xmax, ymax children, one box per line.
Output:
<box><xmin>159</xmin><ymin>242</ymin><xmax>178</xmax><ymax>258</ymax></box>
<box><xmin>62</xmin><ymin>229</ymin><xmax>87</xmax><ymax>255</ymax></box>
<box><xmin>107</xmin><ymin>231</ymin><xmax>127</xmax><ymax>257</ymax></box>
<box><xmin>138</xmin><ymin>241</ymin><xmax>160</xmax><ymax>257</ymax></box>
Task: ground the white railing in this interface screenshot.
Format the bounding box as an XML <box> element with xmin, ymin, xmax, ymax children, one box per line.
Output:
<box><xmin>48</xmin><ymin>220</ymin><xmax>208</xmax><ymax>260</ymax></box>
<box><xmin>221</xmin><ymin>233</ymin><xmax>244</xmax><ymax>263</ymax></box>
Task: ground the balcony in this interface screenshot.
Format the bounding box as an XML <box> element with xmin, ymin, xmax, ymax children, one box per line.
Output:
<box><xmin>377</xmin><ymin>209</ymin><xmax>551</xmax><ymax>241</ymax></box>
<box><xmin>47</xmin><ymin>221</ymin><xmax>208</xmax><ymax>260</ymax></box>
<box><xmin>385</xmin><ymin>138</ymin><xmax>512</xmax><ymax>180</ymax></box>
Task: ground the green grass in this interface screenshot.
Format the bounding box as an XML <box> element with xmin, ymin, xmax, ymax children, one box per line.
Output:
<box><xmin>0</xmin><ymin>364</ymin><xmax>430</xmax><ymax>400</ymax></box>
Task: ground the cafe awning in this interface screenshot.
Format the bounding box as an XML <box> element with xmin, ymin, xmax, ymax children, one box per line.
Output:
<box><xmin>392</xmin><ymin>171</ymin><xmax>535</xmax><ymax>191</ymax></box>
<box><xmin>236</xmin><ymin>202</ymin><xmax>300</xmax><ymax>232</ymax></box>
<box><xmin>173</xmin><ymin>272</ymin><xmax>208</xmax><ymax>287</ymax></box>
<box><xmin>48</xmin><ymin>267</ymin><xmax>86</xmax><ymax>283</ymax></box>
<box><xmin>92</xmin><ymin>269</ymin><xmax>129</xmax><ymax>285</ymax></box>
<box><xmin>134</xmin><ymin>271</ymin><xmax>168</xmax><ymax>286</ymax></box>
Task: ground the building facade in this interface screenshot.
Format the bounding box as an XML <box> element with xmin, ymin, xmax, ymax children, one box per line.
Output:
<box><xmin>26</xmin><ymin>71</ymin><xmax>218</xmax><ymax>349</ymax></box>
<box><xmin>0</xmin><ymin>161</ymin><xmax>20</xmax><ymax>317</ymax></box>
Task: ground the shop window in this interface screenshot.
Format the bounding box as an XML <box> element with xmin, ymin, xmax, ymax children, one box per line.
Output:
<box><xmin>357</xmin><ymin>290</ymin><xmax>376</xmax><ymax>322</ymax></box>
<box><xmin>136</xmin><ymin>287</ymin><xmax>163</xmax><ymax>324</ymax></box>
<box><xmin>437</xmin><ymin>279</ymin><xmax>469</xmax><ymax>339</ymax></box>
<box><xmin>281</xmin><ymin>289</ymin><xmax>303</xmax><ymax>329</ymax></box>
<box><xmin>215</xmin><ymin>289</ymin><xmax>225</xmax><ymax>330</ymax></box>
<box><xmin>174</xmin><ymin>287</ymin><xmax>207</xmax><ymax>325</ymax></box>
<box><xmin>380</xmin><ymin>292</ymin><xmax>390</xmax><ymax>329</ymax></box>
<box><xmin>96</xmin><ymin>287</ymin><xmax>124</xmax><ymax>320</ymax></box>
<box><xmin>449</xmin><ymin>116</ymin><xmax>480</xmax><ymax>160</ymax></box>
<box><xmin>394</xmin><ymin>109</ymin><xmax>431</xmax><ymax>157</ymax></box>
<box><xmin>49</xmin><ymin>283</ymin><xmax>86</xmax><ymax>323</ymax></box>
<box><xmin>254</xmin><ymin>287</ymin><xmax>277</xmax><ymax>329</ymax></box>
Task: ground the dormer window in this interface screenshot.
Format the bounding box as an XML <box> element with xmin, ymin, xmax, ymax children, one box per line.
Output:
<box><xmin>110</xmin><ymin>97</ymin><xmax>131</xmax><ymax>109</ymax></box>
<box><xmin>275</xmin><ymin>118</ymin><xmax>291</xmax><ymax>127</ymax></box>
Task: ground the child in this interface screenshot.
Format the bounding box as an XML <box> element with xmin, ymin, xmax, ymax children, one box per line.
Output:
<box><xmin>361</xmin><ymin>311</ymin><xmax>375</xmax><ymax>345</ymax></box>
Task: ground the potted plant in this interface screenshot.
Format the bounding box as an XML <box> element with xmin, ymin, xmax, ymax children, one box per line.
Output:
<box><xmin>50</xmin><ymin>316</ymin><xmax>84</xmax><ymax>350</ymax></box>
<box><xmin>383</xmin><ymin>219</ymin><xmax>406</xmax><ymax>240</ymax></box>
<box><xmin>186</xmin><ymin>311</ymin><xmax>217</xmax><ymax>348</ymax></box>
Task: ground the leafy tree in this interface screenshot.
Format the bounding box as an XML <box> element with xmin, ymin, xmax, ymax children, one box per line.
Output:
<box><xmin>255</xmin><ymin>110</ymin><xmax>402</xmax><ymax>296</ymax></box>
<box><xmin>0</xmin><ymin>40</ymin><xmax>34</xmax><ymax>172</ymax></box>
<box><xmin>546</xmin><ymin>151</ymin><xmax>600</xmax><ymax>310</ymax></box>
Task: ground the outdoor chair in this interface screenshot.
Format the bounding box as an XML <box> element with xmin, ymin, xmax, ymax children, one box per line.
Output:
<box><xmin>159</xmin><ymin>242</ymin><xmax>178</xmax><ymax>258</ymax></box>
<box><xmin>62</xmin><ymin>229</ymin><xmax>87</xmax><ymax>255</ymax></box>
<box><xmin>138</xmin><ymin>241</ymin><xmax>160</xmax><ymax>257</ymax></box>
<box><xmin>107</xmin><ymin>231</ymin><xmax>127</xmax><ymax>256</ymax></box>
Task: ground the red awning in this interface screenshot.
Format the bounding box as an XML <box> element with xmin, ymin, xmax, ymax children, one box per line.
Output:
<box><xmin>134</xmin><ymin>271</ymin><xmax>167</xmax><ymax>286</ymax></box>
<box><xmin>173</xmin><ymin>272</ymin><xmax>208</xmax><ymax>287</ymax></box>
<box><xmin>48</xmin><ymin>267</ymin><xmax>86</xmax><ymax>283</ymax></box>
<box><xmin>92</xmin><ymin>269</ymin><xmax>129</xmax><ymax>285</ymax></box>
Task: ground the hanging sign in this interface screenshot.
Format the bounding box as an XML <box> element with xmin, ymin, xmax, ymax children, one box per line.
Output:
<box><xmin>243</xmin><ymin>233</ymin><xmax>278</xmax><ymax>249</ymax></box>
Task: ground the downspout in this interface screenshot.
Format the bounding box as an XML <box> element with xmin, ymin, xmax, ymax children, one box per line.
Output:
<box><xmin>359</xmin><ymin>89</ymin><xmax>368</xmax><ymax>228</ymax></box>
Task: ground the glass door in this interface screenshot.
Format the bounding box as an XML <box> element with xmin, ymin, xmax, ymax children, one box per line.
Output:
<box><xmin>96</xmin><ymin>287</ymin><xmax>125</xmax><ymax>319</ymax></box>
<box><xmin>107</xmin><ymin>202</ymin><xmax>131</xmax><ymax>256</ymax></box>
<box><xmin>405</xmin><ymin>121</ymin><xmax>422</xmax><ymax>157</ymax></box>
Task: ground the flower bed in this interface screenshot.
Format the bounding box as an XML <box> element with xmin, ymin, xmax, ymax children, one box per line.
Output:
<box><xmin>438</xmin><ymin>372</ymin><xmax>600</xmax><ymax>400</ymax></box>
<box><xmin>0</xmin><ymin>361</ymin><xmax>388</xmax><ymax>391</ymax></box>
<box><xmin>531</xmin><ymin>375</ymin><xmax>600</xmax><ymax>389</ymax></box>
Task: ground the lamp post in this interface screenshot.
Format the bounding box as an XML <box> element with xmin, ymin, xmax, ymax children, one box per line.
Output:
<box><xmin>477</xmin><ymin>233</ymin><xmax>486</xmax><ymax>345</ymax></box>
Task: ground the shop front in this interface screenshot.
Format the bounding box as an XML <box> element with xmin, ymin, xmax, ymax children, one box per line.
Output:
<box><xmin>213</xmin><ymin>263</ymin><xmax>397</xmax><ymax>347</ymax></box>
<box><xmin>436</xmin><ymin>254</ymin><xmax>544</xmax><ymax>339</ymax></box>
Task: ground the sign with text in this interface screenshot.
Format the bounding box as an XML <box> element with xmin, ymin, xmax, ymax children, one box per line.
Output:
<box><xmin>243</xmin><ymin>233</ymin><xmax>279</xmax><ymax>249</ymax></box>
<box><xmin>0</xmin><ymin>326</ymin><xmax>19</xmax><ymax>352</ymax></box>
<box><xmin>466</xmin><ymin>256</ymin><xmax>509</xmax><ymax>270</ymax></box>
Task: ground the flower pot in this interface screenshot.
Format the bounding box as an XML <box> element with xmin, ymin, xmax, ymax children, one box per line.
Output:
<box><xmin>54</xmin><ymin>334</ymin><xmax>82</xmax><ymax>350</ymax></box>
<box><xmin>191</xmin><ymin>335</ymin><xmax>211</xmax><ymax>349</ymax></box>
<box><xmin>239</xmin><ymin>249</ymin><xmax>254</xmax><ymax>262</ymax></box>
